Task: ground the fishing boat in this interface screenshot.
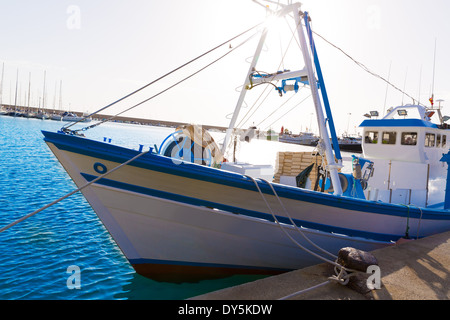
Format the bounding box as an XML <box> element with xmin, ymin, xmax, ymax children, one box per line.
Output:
<box><xmin>239</xmin><ymin>126</ymin><xmax>279</xmax><ymax>142</ymax></box>
<box><xmin>61</xmin><ymin>111</ymin><xmax>91</xmax><ymax>122</ymax></box>
<box><xmin>264</xmin><ymin>129</ymin><xmax>279</xmax><ymax>141</ymax></box>
<box><xmin>279</xmin><ymin>131</ymin><xmax>319</xmax><ymax>146</ymax></box>
<box><xmin>42</xmin><ymin>2</ymin><xmax>450</xmax><ymax>282</ymax></box>
<box><xmin>334</xmin><ymin>135</ymin><xmax>362</xmax><ymax>153</ymax></box>
<box><xmin>50</xmin><ymin>113</ymin><xmax>62</xmax><ymax>121</ymax></box>
<box><xmin>23</xmin><ymin>110</ymin><xmax>36</xmax><ymax>118</ymax></box>
<box><xmin>36</xmin><ymin>111</ymin><xmax>49</xmax><ymax>120</ymax></box>
<box><xmin>7</xmin><ymin>110</ymin><xmax>22</xmax><ymax>117</ymax></box>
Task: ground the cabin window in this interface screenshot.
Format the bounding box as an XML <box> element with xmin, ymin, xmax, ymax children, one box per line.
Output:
<box><xmin>437</xmin><ymin>134</ymin><xmax>441</xmax><ymax>148</ymax></box>
<box><xmin>382</xmin><ymin>132</ymin><xmax>397</xmax><ymax>145</ymax></box>
<box><xmin>401</xmin><ymin>132</ymin><xmax>417</xmax><ymax>146</ymax></box>
<box><xmin>425</xmin><ymin>133</ymin><xmax>436</xmax><ymax>147</ymax></box>
<box><xmin>365</xmin><ymin>131</ymin><xmax>379</xmax><ymax>144</ymax></box>
<box><xmin>443</xmin><ymin>135</ymin><xmax>447</xmax><ymax>148</ymax></box>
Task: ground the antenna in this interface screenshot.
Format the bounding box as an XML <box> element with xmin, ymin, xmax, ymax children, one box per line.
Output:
<box><xmin>418</xmin><ymin>64</ymin><xmax>422</xmax><ymax>105</ymax></box>
<box><xmin>430</xmin><ymin>38</ymin><xmax>437</xmax><ymax>106</ymax></box>
<box><xmin>401</xmin><ymin>67</ymin><xmax>408</xmax><ymax>106</ymax></box>
<box><xmin>59</xmin><ymin>80</ymin><xmax>63</xmax><ymax>111</ymax></box>
<box><xmin>382</xmin><ymin>61</ymin><xmax>391</xmax><ymax>116</ymax></box>
<box><xmin>27</xmin><ymin>72</ymin><xmax>31</xmax><ymax>108</ymax></box>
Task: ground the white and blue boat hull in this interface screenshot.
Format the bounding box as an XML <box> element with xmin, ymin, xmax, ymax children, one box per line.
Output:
<box><xmin>42</xmin><ymin>131</ymin><xmax>450</xmax><ymax>281</ymax></box>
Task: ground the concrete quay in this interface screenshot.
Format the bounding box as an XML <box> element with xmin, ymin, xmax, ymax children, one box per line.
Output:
<box><xmin>192</xmin><ymin>231</ymin><xmax>450</xmax><ymax>300</ymax></box>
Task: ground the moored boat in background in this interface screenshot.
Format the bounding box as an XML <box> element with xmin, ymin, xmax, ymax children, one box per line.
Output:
<box><xmin>279</xmin><ymin>131</ymin><xmax>319</xmax><ymax>146</ymax></box>
<box><xmin>61</xmin><ymin>111</ymin><xmax>91</xmax><ymax>122</ymax></box>
<box><xmin>334</xmin><ymin>135</ymin><xmax>362</xmax><ymax>153</ymax></box>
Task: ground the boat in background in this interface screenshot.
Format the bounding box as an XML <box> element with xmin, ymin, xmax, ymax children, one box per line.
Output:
<box><xmin>240</xmin><ymin>126</ymin><xmax>279</xmax><ymax>142</ymax></box>
<box><xmin>279</xmin><ymin>131</ymin><xmax>319</xmax><ymax>146</ymax></box>
<box><xmin>42</xmin><ymin>2</ymin><xmax>450</xmax><ymax>283</ymax></box>
<box><xmin>264</xmin><ymin>129</ymin><xmax>279</xmax><ymax>141</ymax></box>
<box><xmin>50</xmin><ymin>113</ymin><xmax>62</xmax><ymax>121</ymax></box>
<box><xmin>335</xmin><ymin>135</ymin><xmax>362</xmax><ymax>153</ymax></box>
<box><xmin>61</xmin><ymin>111</ymin><xmax>91</xmax><ymax>122</ymax></box>
<box><xmin>35</xmin><ymin>111</ymin><xmax>49</xmax><ymax>120</ymax></box>
<box><xmin>7</xmin><ymin>110</ymin><xmax>21</xmax><ymax>117</ymax></box>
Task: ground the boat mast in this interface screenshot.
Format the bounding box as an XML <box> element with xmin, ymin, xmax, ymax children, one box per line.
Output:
<box><xmin>221</xmin><ymin>20</ymin><xmax>270</xmax><ymax>155</ymax></box>
<box><xmin>222</xmin><ymin>3</ymin><xmax>300</xmax><ymax>155</ymax></box>
<box><xmin>42</xmin><ymin>70</ymin><xmax>46</xmax><ymax>112</ymax></box>
<box><xmin>293</xmin><ymin>4</ymin><xmax>343</xmax><ymax>195</ymax></box>
<box><xmin>223</xmin><ymin>2</ymin><xmax>343</xmax><ymax>195</ymax></box>
<box><xmin>303</xmin><ymin>11</ymin><xmax>342</xmax><ymax>163</ymax></box>
<box><xmin>27</xmin><ymin>72</ymin><xmax>31</xmax><ymax>110</ymax></box>
<box><xmin>14</xmin><ymin>69</ymin><xmax>19</xmax><ymax>114</ymax></box>
<box><xmin>0</xmin><ymin>63</ymin><xmax>4</xmax><ymax>109</ymax></box>
<box><xmin>222</xmin><ymin>3</ymin><xmax>301</xmax><ymax>154</ymax></box>
<box><xmin>59</xmin><ymin>80</ymin><xmax>63</xmax><ymax>111</ymax></box>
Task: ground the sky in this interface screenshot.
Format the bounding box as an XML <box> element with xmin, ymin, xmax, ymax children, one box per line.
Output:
<box><xmin>1</xmin><ymin>0</ymin><xmax>450</xmax><ymax>135</ymax></box>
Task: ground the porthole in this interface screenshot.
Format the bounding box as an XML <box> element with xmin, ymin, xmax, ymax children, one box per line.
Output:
<box><xmin>93</xmin><ymin>162</ymin><xmax>108</xmax><ymax>174</ymax></box>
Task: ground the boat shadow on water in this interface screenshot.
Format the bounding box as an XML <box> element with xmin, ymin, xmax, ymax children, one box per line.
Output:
<box><xmin>115</xmin><ymin>272</ymin><xmax>269</xmax><ymax>300</ymax></box>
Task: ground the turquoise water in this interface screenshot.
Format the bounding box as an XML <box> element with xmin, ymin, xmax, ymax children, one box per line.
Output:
<box><xmin>0</xmin><ymin>116</ymin><xmax>266</xmax><ymax>300</ymax></box>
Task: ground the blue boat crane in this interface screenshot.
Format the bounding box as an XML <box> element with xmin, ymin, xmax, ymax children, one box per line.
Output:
<box><xmin>303</xmin><ymin>11</ymin><xmax>342</xmax><ymax>162</ymax></box>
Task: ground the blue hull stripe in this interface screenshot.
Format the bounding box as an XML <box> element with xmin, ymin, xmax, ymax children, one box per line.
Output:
<box><xmin>42</xmin><ymin>130</ymin><xmax>450</xmax><ymax>222</ymax></box>
<box><xmin>128</xmin><ymin>257</ymin><xmax>290</xmax><ymax>272</ymax></box>
<box><xmin>80</xmin><ymin>172</ymin><xmax>400</xmax><ymax>242</ymax></box>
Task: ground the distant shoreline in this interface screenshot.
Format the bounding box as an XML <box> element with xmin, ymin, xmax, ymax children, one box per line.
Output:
<box><xmin>0</xmin><ymin>103</ymin><xmax>228</xmax><ymax>132</ymax></box>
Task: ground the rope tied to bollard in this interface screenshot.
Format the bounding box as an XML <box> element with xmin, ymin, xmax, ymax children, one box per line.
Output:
<box><xmin>243</xmin><ymin>175</ymin><xmax>375</xmax><ymax>300</ymax></box>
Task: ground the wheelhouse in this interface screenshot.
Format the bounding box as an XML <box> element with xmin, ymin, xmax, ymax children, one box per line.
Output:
<box><xmin>358</xmin><ymin>105</ymin><xmax>450</xmax><ymax>207</ymax></box>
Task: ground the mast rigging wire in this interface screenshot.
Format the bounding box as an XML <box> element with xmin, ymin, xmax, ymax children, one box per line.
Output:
<box><xmin>263</xmin><ymin>94</ymin><xmax>311</xmax><ymax>130</ymax></box>
<box><xmin>237</xmin><ymin>16</ymin><xmax>301</xmax><ymax>130</ymax></box>
<box><xmin>61</xmin><ymin>22</ymin><xmax>264</xmax><ymax>133</ymax></box>
<box><xmin>255</xmin><ymin>86</ymin><xmax>300</xmax><ymax>128</ymax></box>
<box><xmin>311</xmin><ymin>29</ymin><xmax>425</xmax><ymax>106</ymax></box>
<box><xmin>72</xmin><ymin>31</ymin><xmax>260</xmax><ymax>135</ymax></box>
<box><xmin>237</xmin><ymin>79</ymin><xmax>277</xmax><ymax>129</ymax></box>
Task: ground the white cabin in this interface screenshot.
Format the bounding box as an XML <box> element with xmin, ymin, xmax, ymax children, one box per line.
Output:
<box><xmin>359</xmin><ymin>105</ymin><xmax>449</xmax><ymax>207</ymax></box>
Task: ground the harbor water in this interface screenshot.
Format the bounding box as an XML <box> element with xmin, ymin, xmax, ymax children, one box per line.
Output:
<box><xmin>0</xmin><ymin>116</ymin><xmax>273</xmax><ymax>300</ymax></box>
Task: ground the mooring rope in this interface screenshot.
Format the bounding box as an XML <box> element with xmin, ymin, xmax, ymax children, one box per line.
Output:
<box><xmin>261</xmin><ymin>178</ymin><xmax>337</xmax><ymax>259</ymax></box>
<box><xmin>71</xmin><ymin>31</ymin><xmax>259</xmax><ymax>136</ymax></box>
<box><xmin>278</xmin><ymin>280</ymin><xmax>331</xmax><ymax>300</ymax></box>
<box><xmin>244</xmin><ymin>175</ymin><xmax>351</xmax><ymax>268</ymax></box>
<box><xmin>0</xmin><ymin>150</ymin><xmax>149</xmax><ymax>234</ymax></box>
<box><xmin>244</xmin><ymin>175</ymin><xmax>365</xmax><ymax>300</ymax></box>
<box><xmin>399</xmin><ymin>203</ymin><xmax>424</xmax><ymax>240</ymax></box>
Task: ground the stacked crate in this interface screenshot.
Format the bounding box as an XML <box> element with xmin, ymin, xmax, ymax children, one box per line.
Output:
<box><xmin>273</xmin><ymin>152</ymin><xmax>330</xmax><ymax>190</ymax></box>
